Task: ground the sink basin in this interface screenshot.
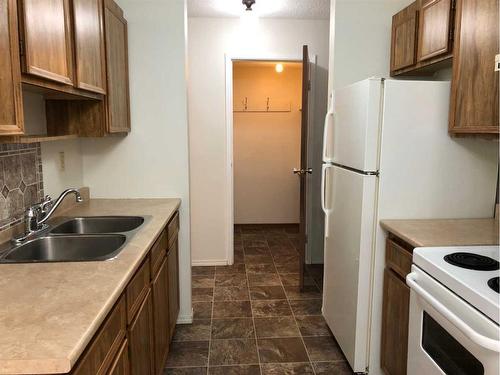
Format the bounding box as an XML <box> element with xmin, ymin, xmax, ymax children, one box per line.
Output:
<box><xmin>0</xmin><ymin>235</ymin><xmax>127</xmax><ymax>263</ymax></box>
<box><xmin>51</xmin><ymin>216</ymin><xmax>145</xmax><ymax>234</ymax></box>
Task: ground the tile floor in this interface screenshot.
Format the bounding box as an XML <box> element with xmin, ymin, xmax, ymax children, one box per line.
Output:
<box><xmin>165</xmin><ymin>224</ymin><xmax>353</xmax><ymax>374</ymax></box>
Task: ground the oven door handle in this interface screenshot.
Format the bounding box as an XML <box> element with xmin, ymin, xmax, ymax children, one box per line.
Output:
<box><xmin>407</xmin><ymin>272</ymin><xmax>500</xmax><ymax>353</ymax></box>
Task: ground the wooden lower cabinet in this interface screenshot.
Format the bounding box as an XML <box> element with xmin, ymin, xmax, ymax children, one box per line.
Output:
<box><xmin>67</xmin><ymin>211</ymin><xmax>179</xmax><ymax>375</ymax></box>
<box><xmin>128</xmin><ymin>290</ymin><xmax>154</xmax><ymax>375</ymax></box>
<box><xmin>381</xmin><ymin>268</ymin><xmax>410</xmax><ymax>375</ymax></box>
<box><xmin>167</xmin><ymin>236</ymin><xmax>180</xmax><ymax>340</ymax></box>
<box><xmin>108</xmin><ymin>340</ymin><xmax>130</xmax><ymax>375</ymax></box>
<box><xmin>152</xmin><ymin>257</ymin><xmax>170</xmax><ymax>375</ymax></box>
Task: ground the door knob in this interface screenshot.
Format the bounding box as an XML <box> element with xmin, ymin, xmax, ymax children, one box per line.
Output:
<box><xmin>293</xmin><ymin>168</ymin><xmax>313</xmax><ymax>175</ymax></box>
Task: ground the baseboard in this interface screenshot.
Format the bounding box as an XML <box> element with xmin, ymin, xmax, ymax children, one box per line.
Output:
<box><xmin>177</xmin><ymin>309</ymin><xmax>193</xmax><ymax>325</ymax></box>
<box><xmin>191</xmin><ymin>259</ymin><xmax>228</xmax><ymax>266</ymax></box>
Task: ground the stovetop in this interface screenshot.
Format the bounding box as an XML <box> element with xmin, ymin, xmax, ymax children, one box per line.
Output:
<box><xmin>413</xmin><ymin>245</ymin><xmax>500</xmax><ymax>324</ymax></box>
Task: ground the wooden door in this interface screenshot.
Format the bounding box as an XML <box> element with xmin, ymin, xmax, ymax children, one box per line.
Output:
<box><xmin>449</xmin><ymin>0</ymin><xmax>499</xmax><ymax>135</ymax></box>
<box><xmin>417</xmin><ymin>0</ymin><xmax>453</xmax><ymax>62</ymax></box>
<box><xmin>128</xmin><ymin>290</ymin><xmax>154</xmax><ymax>375</ymax></box>
<box><xmin>73</xmin><ymin>0</ymin><xmax>106</xmax><ymax>93</ymax></box>
<box><xmin>167</xmin><ymin>237</ymin><xmax>180</xmax><ymax>340</ymax></box>
<box><xmin>108</xmin><ymin>340</ymin><xmax>130</xmax><ymax>375</ymax></box>
<box><xmin>104</xmin><ymin>0</ymin><xmax>130</xmax><ymax>133</ymax></box>
<box><xmin>381</xmin><ymin>268</ymin><xmax>410</xmax><ymax>375</ymax></box>
<box><xmin>19</xmin><ymin>0</ymin><xmax>74</xmax><ymax>84</ymax></box>
<box><xmin>297</xmin><ymin>45</ymin><xmax>311</xmax><ymax>290</ymax></box>
<box><xmin>0</xmin><ymin>0</ymin><xmax>24</xmax><ymax>135</ymax></box>
<box><xmin>152</xmin><ymin>258</ymin><xmax>170</xmax><ymax>375</ymax></box>
<box><xmin>390</xmin><ymin>2</ymin><xmax>419</xmax><ymax>72</ymax></box>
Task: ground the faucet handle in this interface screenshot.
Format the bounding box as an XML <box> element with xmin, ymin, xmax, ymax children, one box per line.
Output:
<box><xmin>40</xmin><ymin>195</ymin><xmax>53</xmax><ymax>213</ymax></box>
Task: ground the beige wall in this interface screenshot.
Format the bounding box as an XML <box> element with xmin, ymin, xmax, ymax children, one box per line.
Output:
<box><xmin>233</xmin><ymin>63</ymin><xmax>301</xmax><ymax>224</ymax></box>
<box><xmin>330</xmin><ymin>0</ymin><xmax>413</xmax><ymax>91</ymax></box>
<box><xmin>81</xmin><ymin>0</ymin><xmax>192</xmax><ymax>323</ymax></box>
<box><xmin>188</xmin><ymin>17</ymin><xmax>330</xmax><ymax>265</ymax></box>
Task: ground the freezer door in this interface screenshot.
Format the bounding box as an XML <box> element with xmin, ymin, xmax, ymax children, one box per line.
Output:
<box><xmin>332</xmin><ymin>78</ymin><xmax>383</xmax><ymax>172</ymax></box>
<box><xmin>323</xmin><ymin>165</ymin><xmax>377</xmax><ymax>373</ymax></box>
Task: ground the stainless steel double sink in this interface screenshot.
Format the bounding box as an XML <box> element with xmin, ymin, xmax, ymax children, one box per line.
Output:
<box><xmin>0</xmin><ymin>216</ymin><xmax>147</xmax><ymax>264</ymax></box>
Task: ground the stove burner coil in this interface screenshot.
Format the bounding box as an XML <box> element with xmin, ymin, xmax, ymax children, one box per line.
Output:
<box><xmin>444</xmin><ymin>252</ymin><xmax>499</xmax><ymax>271</ymax></box>
<box><xmin>488</xmin><ymin>277</ymin><xmax>499</xmax><ymax>293</ymax></box>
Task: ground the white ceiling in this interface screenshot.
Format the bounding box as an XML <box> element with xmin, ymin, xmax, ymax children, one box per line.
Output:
<box><xmin>187</xmin><ymin>0</ymin><xmax>330</xmax><ymax>20</ymax></box>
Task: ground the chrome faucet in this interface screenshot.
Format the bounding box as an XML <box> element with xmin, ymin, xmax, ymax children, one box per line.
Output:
<box><xmin>13</xmin><ymin>188</ymin><xmax>83</xmax><ymax>243</ymax></box>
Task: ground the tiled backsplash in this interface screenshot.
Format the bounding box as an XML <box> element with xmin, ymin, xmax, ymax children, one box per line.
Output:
<box><xmin>0</xmin><ymin>143</ymin><xmax>44</xmax><ymax>231</ymax></box>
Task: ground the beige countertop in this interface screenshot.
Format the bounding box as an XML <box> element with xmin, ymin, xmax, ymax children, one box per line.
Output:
<box><xmin>0</xmin><ymin>198</ymin><xmax>181</xmax><ymax>374</ymax></box>
<box><xmin>381</xmin><ymin>218</ymin><xmax>499</xmax><ymax>248</ymax></box>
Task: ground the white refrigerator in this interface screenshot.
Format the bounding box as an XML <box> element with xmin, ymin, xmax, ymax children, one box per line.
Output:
<box><xmin>321</xmin><ymin>78</ymin><xmax>499</xmax><ymax>374</ymax></box>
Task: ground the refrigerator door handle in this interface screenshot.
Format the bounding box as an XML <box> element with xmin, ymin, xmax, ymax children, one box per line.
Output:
<box><xmin>321</xmin><ymin>164</ymin><xmax>334</xmax><ymax>238</ymax></box>
<box><xmin>322</xmin><ymin>105</ymin><xmax>334</xmax><ymax>163</ymax></box>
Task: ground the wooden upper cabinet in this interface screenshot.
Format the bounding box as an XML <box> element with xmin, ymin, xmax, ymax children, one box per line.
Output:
<box><xmin>390</xmin><ymin>2</ymin><xmax>418</xmax><ymax>72</ymax></box>
<box><xmin>449</xmin><ymin>0</ymin><xmax>499</xmax><ymax>135</ymax></box>
<box><xmin>0</xmin><ymin>0</ymin><xmax>24</xmax><ymax>135</ymax></box>
<box><xmin>73</xmin><ymin>0</ymin><xmax>107</xmax><ymax>94</ymax></box>
<box><xmin>19</xmin><ymin>0</ymin><xmax>74</xmax><ymax>85</ymax></box>
<box><xmin>104</xmin><ymin>0</ymin><xmax>131</xmax><ymax>133</ymax></box>
<box><xmin>417</xmin><ymin>0</ymin><xmax>453</xmax><ymax>62</ymax></box>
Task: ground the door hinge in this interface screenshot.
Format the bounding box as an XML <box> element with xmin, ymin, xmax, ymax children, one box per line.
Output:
<box><xmin>19</xmin><ymin>39</ymin><xmax>25</xmax><ymax>56</ymax></box>
<box><xmin>305</xmin><ymin>234</ymin><xmax>308</xmax><ymax>244</ymax></box>
<box><xmin>451</xmin><ymin>0</ymin><xmax>456</xmax><ymax>10</ymax></box>
<box><xmin>308</xmin><ymin>80</ymin><xmax>312</xmax><ymax>91</ymax></box>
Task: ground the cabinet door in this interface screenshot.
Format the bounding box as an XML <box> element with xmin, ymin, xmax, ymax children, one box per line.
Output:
<box><xmin>104</xmin><ymin>0</ymin><xmax>130</xmax><ymax>133</ymax></box>
<box><xmin>167</xmin><ymin>237</ymin><xmax>180</xmax><ymax>340</ymax></box>
<box><xmin>128</xmin><ymin>290</ymin><xmax>154</xmax><ymax>375</ymax></box>
<box><xmin>0</xmin><ymin>0</ymin><xmax>24</xmax><ymax>135</ymax></box>
<box><xmin>449</xmin><ymin>0</ymin><xmax>499</xmax><ymax>135</ymax></box>
<box><xmin>380</xmin><ymin>268</ymin><xmax>410</xmax><ymax>375</ymax></box>
<box><xmin>152</xmin><ymin>258</ymin><xmax>170</xmax><ymax>375</ymax></box>
<box><xmin>20</xmin><ymin>0</ymin><xmax>74</xmax><ymax>84</ymax></box>
<box><xmin>108</xmin><ymin>340</ymin><xmax>129</xmax><ymax>375</ymax></box>
<box><xmin>390</xmin><ymin>2</ymin><xmax>419</xmax><ymax>72</ymax></box>
<box><xmin>73</xmin><ymin>0</ymin><xmax>106</xmax><ymax>93</ymax></box>
<box><xmin>417</xmin><ymin>0</ymin><xmax>453</xmax><ymax>62</ymax></box>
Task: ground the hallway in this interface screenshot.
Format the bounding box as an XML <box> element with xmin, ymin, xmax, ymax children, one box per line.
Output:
<box><xmin>165</xmin><ymin>225</ymin><xmax>352</xmax><ymax>374</ymax></box>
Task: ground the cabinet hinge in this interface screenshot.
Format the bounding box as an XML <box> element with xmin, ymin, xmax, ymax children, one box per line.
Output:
<box><xmin>19</xmin><ymin>40</ymin><xmax>25</xmax><ymax>56</ymax></box>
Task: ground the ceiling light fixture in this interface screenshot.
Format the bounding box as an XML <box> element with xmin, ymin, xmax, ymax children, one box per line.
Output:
<box><xmin>275</xmin><ymin>63</ymin><xmax>284</xmax><ymax>73</ymax></box>
<box><xmin>242</xmin><ymin>0</ymin><xmax>255</xmax><ymax>11</ymax></box>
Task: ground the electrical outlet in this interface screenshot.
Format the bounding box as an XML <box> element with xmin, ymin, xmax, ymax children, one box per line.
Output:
<box><xmin>59</xmin><ymin>151</ymin><xmax>65</xmax><ymax>172</ymax></box>
<box><xmin>495</xmin><ymin>54</ymin><xmax>500</xmax><ymax>72</ymax></box>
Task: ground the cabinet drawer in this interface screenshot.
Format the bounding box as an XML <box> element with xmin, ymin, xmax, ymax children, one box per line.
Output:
<box><xmin>386</xmin><ymin>239</ymin><xmax>413</xmax><ymax>278</ymax></box>
<box><xmin>126</xmin><ymin>258</ymin><xmax>150</xmax><ymax>324</ymax></box>
<box><xmin>72</xmin><ymin>295</ymin><xmax>126</xmax><ymax>375</ymax></box>
<box><xmin>150</xmin><ymin>229</ymin><xmax>168</xmax><ymax>279</ymax></box>
<box><xmin>167</xmin><ymin>212</ymin><xmax>179</xmax><ymax>247</ymax></box>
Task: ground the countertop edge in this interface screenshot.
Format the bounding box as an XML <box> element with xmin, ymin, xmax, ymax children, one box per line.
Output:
<box><xmin>380</xmin><ymin>218</ymin><xmax>500</xmax><ymax>248</ymax></box>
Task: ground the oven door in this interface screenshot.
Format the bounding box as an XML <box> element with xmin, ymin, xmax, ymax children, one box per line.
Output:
<box><xmin>406</xmin><ymin>265</ymin><xmax>500</xmax><ymax>375</ymax></box>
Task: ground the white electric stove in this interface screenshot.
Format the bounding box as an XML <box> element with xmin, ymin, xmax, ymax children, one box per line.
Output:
<box><xmin>413</xmin><ymin>246</ymin><xmax>499</xmax><ymax>324</ymax></box>
<box><xmin>406</xmin><ymin>245</ymin><xmax>500</xmax><ymax>375</ymax></box>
